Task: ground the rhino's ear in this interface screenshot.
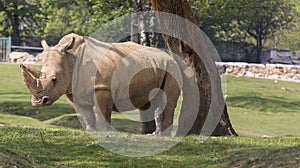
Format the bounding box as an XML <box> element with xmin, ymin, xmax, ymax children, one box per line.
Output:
<box><xmin>58</xmin><ymin>34</ymin><xmax>85</xmax><ymax>56</ymax></box>
<box><xmin>58</xmin><ymin>37</ymin><xmax>75</xmax><ymax>52</ymax></box>
<box><xmin>41</xmin><ymin>40</ymin><xmax>49</xmax><ymax>50</ymax></box>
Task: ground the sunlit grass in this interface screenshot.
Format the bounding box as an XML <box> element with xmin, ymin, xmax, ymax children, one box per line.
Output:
<box><xmin>225</xmin><ymin>75</ymin><xmax>300</xmax><ymax>137</ymax></box>
<box><xmin>0</xmin><ymin>63</ymin><xmax>300</xmax><ymax>167</ymax></box>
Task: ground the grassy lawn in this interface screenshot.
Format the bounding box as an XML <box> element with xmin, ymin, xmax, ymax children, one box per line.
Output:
<box><xmin>225</xmin><ymin>75</ymin><xmax>300</xmax><ymax>137</ymax></box>
<box><xmin>0</xmin><ymin>63</ymin><xmax>299</xmax><ymax>167</ymax></box>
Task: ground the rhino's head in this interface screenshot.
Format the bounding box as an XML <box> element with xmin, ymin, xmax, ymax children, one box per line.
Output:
<box><xmin>21</xmin><ymin>33</ymin><xmax>84</xmax><ymax>107</ymax></box>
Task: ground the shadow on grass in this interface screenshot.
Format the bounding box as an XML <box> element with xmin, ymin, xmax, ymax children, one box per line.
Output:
<box><xmin>111</xmin><ymin>118</ymin><xmax>141</xmax><ymax>134</ymax></box>
<box><xmin>1</xmin><ymin>99</ymin><xmax>141</xmax><ymax>133</ymax></box>
<box><xmin>54</xmin><ymin>117</ymin><xmax>141</xmax><ymax>133</ymax></box>
<box><xmin>227</xmin><ymin>96</ymin><xmax>300</xmax><ymax>113</ymax></box>
<box><xmin>46</xmin><ymin>114</ymin><xmax>82</xmax><ymax>129</ymax></box>
<box><xmin>0</xmin><ymin>101</ymin><xmax>74</xmax><ymax>121</ymax></box>
<box><xmin>44</xmin><ymin>113</ymin><xmax>141</xmax><ymax>134</ymax></box>
<box><xmin>158</xmin><ymin>137</ymin><xmax>300</xmax><ymax>167</ymax></box>
<box><xmin>222</xmin><ymin>144</ymin><xmax>300</xmax><ymax>167</ymax></box>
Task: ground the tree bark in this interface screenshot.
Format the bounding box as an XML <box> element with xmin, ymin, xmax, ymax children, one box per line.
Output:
<box><xmin>12</xmin><ymin>2</ymin><xmax>21</xmax><ymax>46</ymax></box>
<box><xmin>256</xmin><ymin>37</ymin><xmax>263</xmax><ymax>63</ymax></box>
<box><xmin>152</xmin><ymin>0</ymin><xmax>237</xmax><ymax>136</ymax></box>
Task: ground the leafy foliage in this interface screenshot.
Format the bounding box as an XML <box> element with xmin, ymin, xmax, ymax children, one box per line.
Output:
<box><xmin>267</xmin><ymin>0</ymin><xmax>300</xmax><ymax>50</ymax></box>
<box><xmin>190</xmin><ymin>0</ymin><xmax>295</xmax><ymax>62</ymax></box>
<box><xmin>0</xmin><ymin>0</ymin><xmax>43</xmax><ymax>44</ymax></box>
<box><xmin>0</xmin><ymin>0</ymin><xmax>299</xmax><ymax>59</ymax></box>
<box><xmin>0</xmin><ymin>0</ymin><xmax>137</xmax><ymax>45</ymax></box>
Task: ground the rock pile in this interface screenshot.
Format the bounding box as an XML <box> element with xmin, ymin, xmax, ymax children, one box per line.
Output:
<box><xmin>9</xmin><ymin>52</ymin><xmax>40</xmax><ymax>64</ymax></box>
<box><xmin>216</xmin><ymin>62</ymin><xmax>300</xmax><ymax>82</ymax></box>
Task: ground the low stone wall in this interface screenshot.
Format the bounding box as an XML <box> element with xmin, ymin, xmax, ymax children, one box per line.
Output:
<box><xmin>216</xmin><ymin>62</ymin><xmax>300</xmax><ymax>82</ymax></box>
<box><xmin>5</xmin><ymin>54</ymin><xmax>300</xmax><ymax>82</ymax></box>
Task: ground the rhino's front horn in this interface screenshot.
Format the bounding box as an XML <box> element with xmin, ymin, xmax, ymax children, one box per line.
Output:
<box><xmin>20</xmin><ymin>64</ymin><xmax>42</xmax><ymax>94</ymax></box>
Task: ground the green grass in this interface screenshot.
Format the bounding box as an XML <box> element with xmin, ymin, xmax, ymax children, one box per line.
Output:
<box><xmin>225</xmin><ymin>76</ymin><xmax>300</xmax><ymax>113</ymax></box>
<box><xmin>224</xmin><ymin>75</ymin><xmax>300</xmax><ymax>137</ymax></box>
<box><xmin>0</xmin><ymin>127</ymin><xmax>299</xmax><ymax>167</ymax></box>
<box><xmin>0</xmin><ymin>63</ymin><xmax>299</xmax><ymax>167</ymax></box>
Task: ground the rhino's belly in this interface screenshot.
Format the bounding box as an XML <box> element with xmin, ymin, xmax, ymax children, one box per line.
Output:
<box><xmin>111</xmin><ymin>68</ymin><xmax>166</xmax><ymax>112</ymax></box>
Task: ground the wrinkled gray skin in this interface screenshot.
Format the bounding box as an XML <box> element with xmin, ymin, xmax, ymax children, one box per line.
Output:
<box><xmin>21</xmin><ymin>33</ymin><xmax>180</xmax><ymax>135</ymax></box>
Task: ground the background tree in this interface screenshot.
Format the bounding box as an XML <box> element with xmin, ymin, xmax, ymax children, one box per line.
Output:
<box><xmin>0</xmin><ymin>0</ymin><xmax>42</xmax><ymax>45</ymax></box>
<box><xmin>232</xmin><ymin>0</ymin><xmax>294</xmax><ymax>62</ymax></box>
<box><xmin>1</xmin><ymin>0</ymin><xmax>296</xmax><ymax>59</ymax></box>
<box><xmin>190</xmin><ymin>0</ymin><xmax>294</xmax><ymax>62</ymax></box>
<box><xmin>267</xmin><ymin>0</ymin><xmax>300</xmax><ymax>50</ymax></box>
<box><xmin>39</xmin><ymin>0</ymin><xmax>95</xmax><ymax>44</ymax></box>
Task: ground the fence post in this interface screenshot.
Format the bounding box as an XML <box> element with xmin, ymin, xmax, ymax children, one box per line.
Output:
<box><xmin>6</xmin><ymin>36</ymin><xmax>11</xmax><ymax>61</ymax></box>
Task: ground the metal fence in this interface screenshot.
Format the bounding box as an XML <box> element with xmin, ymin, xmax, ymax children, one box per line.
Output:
<box><xmin>0</xmin><ymin>36</ymin><xmax>11</xmax><ymax>61</ymax></box>
<box><xmin>0</xmin><ymin>36</ymin><xmax>44</xmax><ymax>62</ymax></box>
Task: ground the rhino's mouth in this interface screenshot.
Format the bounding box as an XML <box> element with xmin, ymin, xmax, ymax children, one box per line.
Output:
<box><xmin>31</xmin><ymin>95</ymin><xmax>52</xmax><ymax>107</ymax></box>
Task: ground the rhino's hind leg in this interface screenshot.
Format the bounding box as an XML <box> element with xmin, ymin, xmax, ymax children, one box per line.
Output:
<box><xmin>94</xmin><ymin>90</ymin><xmax>114</xmax><ymax>131</ymax></box>
<box><xmin>159</xmin><ymin>73</ymin><xmax>180</xmax><ymax>136</ymax></box>
<box><xmin>139</xmin><ymin>102</ymin><xmax>156</xmax><ymax>134</ymax></box>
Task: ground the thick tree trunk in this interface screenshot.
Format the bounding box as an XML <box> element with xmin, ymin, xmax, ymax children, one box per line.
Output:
<box><xmin>256</xmin><ymin>37</ymin><xmax>263</xmax><ymax>63</ymax></box>
<box><xmin>12</xmin><ymin>2</ymin><xmax>21</xmax><ymax>45</ymax></box>
<box><xmin>152</xmin><ymin>0</ymin><xmax>237</xmax><ymax>136</ymax></box>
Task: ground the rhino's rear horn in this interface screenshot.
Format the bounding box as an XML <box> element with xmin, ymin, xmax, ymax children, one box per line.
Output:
<box><xmin>20</xmin><ymin>64</ymin><xmax>44</xmax><ymax>78</ymax></box>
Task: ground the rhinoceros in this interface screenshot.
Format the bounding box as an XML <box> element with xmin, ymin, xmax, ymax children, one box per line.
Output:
<box><xmin>21</xmin><ymin>33</ymin><xmax>181</xmax><ymax>135</ymax></box>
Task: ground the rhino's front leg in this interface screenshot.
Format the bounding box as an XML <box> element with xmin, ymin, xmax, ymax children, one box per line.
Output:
<box><xmin>94</xmin><ymin>90</ymin><xmax>113</xmax><ymax>131</ymax></box>
<box><xmin>67</xmin><ymin>94</ymin><xmax>96</xmax><ymax>130</ymax></box>
<box><xmin>75</xmin><ymin>104</ymin><xmax>96</xmax><ymax>130</ymax></box>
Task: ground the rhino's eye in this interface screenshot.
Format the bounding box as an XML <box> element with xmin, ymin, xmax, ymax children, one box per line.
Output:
<box><xmin>52</xmin><ymin>77</ymin><xmax>57</xmax><ymax>83</ymax></box>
